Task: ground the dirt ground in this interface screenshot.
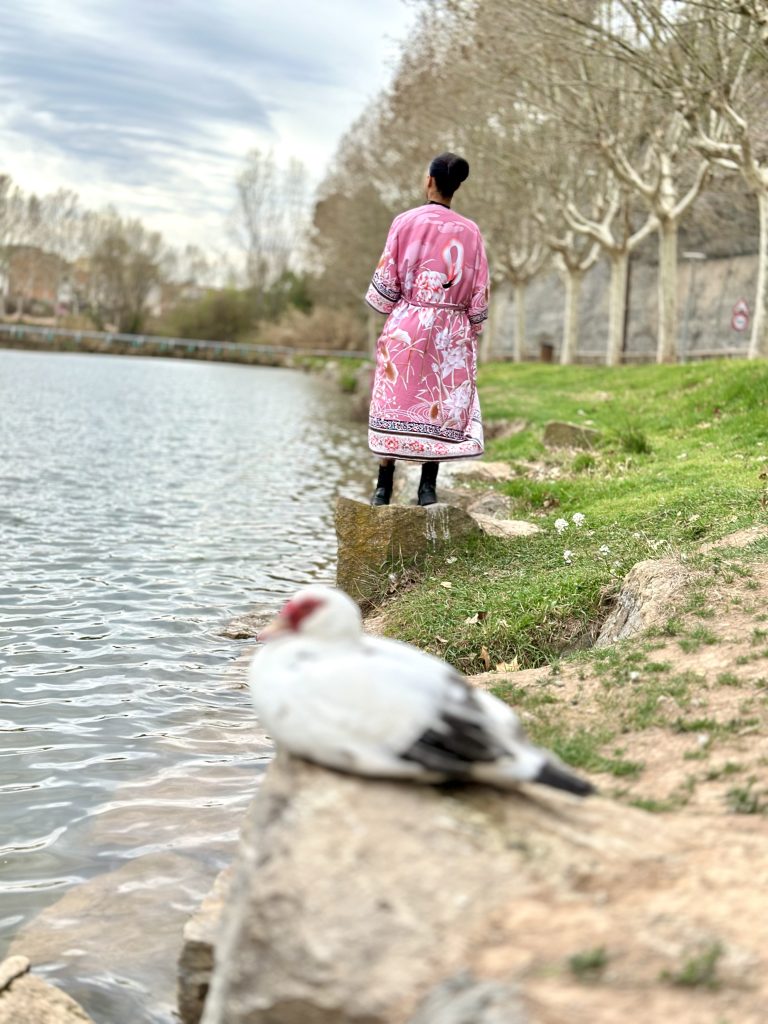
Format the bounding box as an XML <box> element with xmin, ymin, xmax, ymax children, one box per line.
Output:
<box><xmin>471</xmin><ymin>543</ymin><xmax>768</xmax><ymax>818</ymax></box>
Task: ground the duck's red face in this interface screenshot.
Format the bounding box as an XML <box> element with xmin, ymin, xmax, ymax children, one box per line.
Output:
<box><xmin>258</xmin><ymin>594</ymin><xmax>325</xmax><ymax>642</ymax></box>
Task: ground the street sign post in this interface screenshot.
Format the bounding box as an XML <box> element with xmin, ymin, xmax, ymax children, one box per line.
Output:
<box><xmin>731</xmin><ymin>298</ymin><xmax>750</xmax><ymax>333</ymax></box>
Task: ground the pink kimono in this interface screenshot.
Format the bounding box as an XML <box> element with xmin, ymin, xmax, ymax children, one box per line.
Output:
<box><xmin>365</xmin><ymin>203</ymin><xmax>490</xmax><ymax>462</ymax></box>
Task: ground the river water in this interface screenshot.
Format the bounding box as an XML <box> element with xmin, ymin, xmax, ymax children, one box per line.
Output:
<box><xmin>0</xmin><ymin>349</ymin><xmax>370</xmax><ymax>1021</ymax></box>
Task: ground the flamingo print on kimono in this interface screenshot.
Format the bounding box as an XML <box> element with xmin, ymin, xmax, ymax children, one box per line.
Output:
<box><xmin>366</xmin><ymin>203</ymin><xmax>489</xmax><ymax>462</ymax></box>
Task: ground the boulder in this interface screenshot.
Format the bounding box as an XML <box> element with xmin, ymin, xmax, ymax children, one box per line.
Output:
<box><xmin>543</xmin><ymin>421</ymin><xmax>601</xmax><ymax>449</ymax></box>
<box><xmin>596</xmin><ymin>557</ymin><xmax>694</xmax><ymax>647</ymax></box>
<box><xmin>0</xmin><ymin>957</ymin><xmax>95</xmax><ymax>1024</ymax></box>
<box><xmin>198</xmin><ymin>753</ymin><xmax>768</xmax><ymax>1024</ymax></box>
<box><xmin>335</xmin><ymin>497</ymin><xmax>482</xmax><ymax>606</ymax></box>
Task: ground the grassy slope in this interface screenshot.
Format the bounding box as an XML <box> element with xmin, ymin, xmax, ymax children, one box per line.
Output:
<box><xmin>382</xmin><ymin>361</ymin><xmax>768</xmax><ymax>675</ymax></box>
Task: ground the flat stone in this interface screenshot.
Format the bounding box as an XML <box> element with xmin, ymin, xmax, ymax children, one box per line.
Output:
<box><xmin>178</xmin><ymin>868</ymin><xmax>234</xmax><ymax>1024</ymax></box>
<box><xmin>449</xmin><ymin>461</ymin><xmax>515</xmax><ymax>484</ymax></box>
<box><xmin>471</xmin><ymin>515</ymin><xmax>541</xmax><ymax>539</ymax></box>
<box><xmin>0</xmin><ymin>971</ymin><xmax>95</xmax><ymax>1024</ymax></box>
<box><xmin>543</xmin><ymin>421</ymin><xmax>601</xmax><ymax>449</ymax></box>
<box><xmin>335</xmin><ymin>497</ymin><xmax>482</xmax><ymax>607</ymax></box>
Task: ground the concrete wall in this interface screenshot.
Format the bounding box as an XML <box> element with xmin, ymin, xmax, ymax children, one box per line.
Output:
<box><xmin>490</xmin><ymin>252</ymin><xmax>759</xmax><ymax>363</ymax></box>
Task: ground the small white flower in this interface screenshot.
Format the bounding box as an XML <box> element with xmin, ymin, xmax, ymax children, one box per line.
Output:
<box><xmin>572</xmin><ymin>512</ymin><xmax>586</xmax><ymax>527</ymax></box>
<box><xmin>563</xmin><ymin>549</ymin><xmax>573</xmax><ymax>563</ymax></box>
<box><xmin>598</xmin><ymin>544</ymin><xmax>611</xmax><ymax>556</ymax></box>
<box><xmin>554</xmin><ymin>518</ymin><xmax>569</xmax><ymax>534</ymax></box>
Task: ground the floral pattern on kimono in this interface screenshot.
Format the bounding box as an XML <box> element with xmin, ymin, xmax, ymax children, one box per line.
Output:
<box><xmin>365</xmin><ymin>203</ymin><xmax>490</xmax><ymax>462</ymax></box>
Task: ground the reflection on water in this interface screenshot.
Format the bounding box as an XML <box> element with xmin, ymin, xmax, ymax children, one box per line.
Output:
<box><xmin>0</xmin><ymin>350</ymin><xmax>369</xmax><ymax>1021</ymax></box>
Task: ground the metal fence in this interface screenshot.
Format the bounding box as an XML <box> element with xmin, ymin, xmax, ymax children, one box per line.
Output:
<box><xmin>0</xmin><ymin>323</ymin><xmax>369</xmax><ymax>361</ymax></box>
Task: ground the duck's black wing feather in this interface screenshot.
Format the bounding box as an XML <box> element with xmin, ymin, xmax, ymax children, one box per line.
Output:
<box><xmin>399</xmin><ymin>677</ymin><xmax>507</xmax><ymax>778</ymax></box>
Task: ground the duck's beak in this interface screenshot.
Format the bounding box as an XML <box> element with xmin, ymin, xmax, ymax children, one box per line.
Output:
<box><xmin>257</xmin><ymin>613</ymin><xmax>291</xmax><ymax>643</ymax></box>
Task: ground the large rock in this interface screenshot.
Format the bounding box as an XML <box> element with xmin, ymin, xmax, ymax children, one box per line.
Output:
<box><xmin>199</xmin><ymin>754</ymin><xmax>768</xmax><ymax>1024</ymax></box>
<box><xmin>543</xmin><ymin>421</ymin><xmax>601</xmax><ymax>449</ymax></box>
<box><xmin>0</xmin><ymin>957</ymin><xmax>95</xmax><ymax>1024</ymax></box>
<box><xmin>596</xmin><ymin>557</ymin><xmax>695</xmax><ymax>647</ymax></box>
<box><xmin>335</xmin><ymin>497</ymin><xmax>482</xmax><ymax>606</ymax></box>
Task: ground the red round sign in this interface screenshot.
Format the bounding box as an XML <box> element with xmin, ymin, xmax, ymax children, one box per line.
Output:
<box><xmin>732</xmin><ymin>298</ymin><xmax>750</xmax><ymax>332</ymax></box>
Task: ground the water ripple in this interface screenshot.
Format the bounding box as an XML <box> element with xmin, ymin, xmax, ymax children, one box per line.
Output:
<box><xmin>0</xmin><ymin>350</ymin><xmax>370</xmax><ymax>1022</ymax></box>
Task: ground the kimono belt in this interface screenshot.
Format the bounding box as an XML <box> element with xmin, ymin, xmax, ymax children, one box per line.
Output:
<box><xmin>400</xmin><ymin>298</ymin><xmax>468</xmax><ymax>311</ymax></box>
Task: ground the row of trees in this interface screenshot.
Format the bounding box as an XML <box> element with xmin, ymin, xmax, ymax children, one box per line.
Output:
<box><xmin>309</xmin><ymin>0</ymin><xmax>768</xmax><ymax>363</ymax></box>
<box><xmin>0</xmin><ymin>148</ymin><xmax>311</xmax><ymax>336</ymax></box>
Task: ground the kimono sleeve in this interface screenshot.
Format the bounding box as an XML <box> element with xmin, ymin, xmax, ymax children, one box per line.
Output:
<box><xmin>468</xmin><ymin>237</ymin><xmax>490</xmax><ymax>338</ymax></box>
<box><xmin>365</xmin><ymin>221</ymin><xmax>401</xmax><ymax>315</ymax></box>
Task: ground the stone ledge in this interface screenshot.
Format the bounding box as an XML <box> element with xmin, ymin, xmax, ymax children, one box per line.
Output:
<box><xmin>335</xmin><ymin>497</ymin><xmax>483</xmax><ymax>607</ymax></box>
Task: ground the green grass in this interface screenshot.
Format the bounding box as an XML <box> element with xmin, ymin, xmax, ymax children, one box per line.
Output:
<box><xmin>383</xmin><ymin>362</ymin><xmax>768</xmax><ymax>675</ymax></box>
<box><xmin>569</xmin><ymin>946</ymin><xmax>609</xmax><ymax>979</ymax></box>
<box><xmin>726</xmin><ymin>781</ymin><xmax>765</xmax><ymax>814</ymax></box>
<box><xmin>661</xmin><ymin>942</ymin><xmax>724</xmax><ymax>990</ymax></box>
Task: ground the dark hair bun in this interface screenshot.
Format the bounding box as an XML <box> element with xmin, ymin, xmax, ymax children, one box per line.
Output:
<box><xmin>429</xmin><ymin>152</ymin><xmax>470</xmax><ymax>198</ymax></box>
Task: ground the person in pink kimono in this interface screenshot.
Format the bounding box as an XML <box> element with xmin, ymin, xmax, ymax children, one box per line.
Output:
<box><xmin>365</xmin><ymin>152</ymin><xmax>490</xmax><ymax>507</ymax></box>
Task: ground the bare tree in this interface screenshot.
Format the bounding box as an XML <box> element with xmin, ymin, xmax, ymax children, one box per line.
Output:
<box><xmin>666</xmin><ymin>1</ymin><xmax>768</xmax><ymax>357</ymax></box>
<box><xmin>234</xmin><ymin>150</ymin><xmax>309</xmax><ymax>309</ymax></box>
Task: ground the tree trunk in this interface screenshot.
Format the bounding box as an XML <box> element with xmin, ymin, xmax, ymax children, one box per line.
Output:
<box><xmin>606</xmin><ymin>250</ymin><xmax>629</xmax><ymax>367</ymax></box>
<box><xmin>480</xmin><ymin>286</ymin><xmax>508</xmax><ymax>363</ymax></box>
<box><xmin>656</xmin><ymin>219</ymin><xmax>678</xmax><ymax>364</ymax></box>
<box><xmin>513</xmin><ymin>280</ymin><xmax>527</xmax><ymax>363</ymax></box>
<box><xmin>560</xmin><ymin>268</ymin><xmax>583</xmax><ymax>365</ymax></box>
<box><xmin>749</xmin><ymin>187</ymin><xmax>768</xmax><ymax>359</ymax></box>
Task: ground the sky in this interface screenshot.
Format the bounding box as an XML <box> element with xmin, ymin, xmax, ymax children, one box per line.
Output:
<box><xmin>0</xmin><ymin>0</ymin><xmax>417</xmax><ymax>252</ymax></box>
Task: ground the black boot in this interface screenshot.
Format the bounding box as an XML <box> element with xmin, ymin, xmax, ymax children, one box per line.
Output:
<box><xmin>417</xmin><ymin>461</ymin><xmax>439</xmax><ymax>506</ymax></box>
<box><xmin>371</xmin><ymin>461</ymin><xmax>395</xmax><ymax>506</ymax></box>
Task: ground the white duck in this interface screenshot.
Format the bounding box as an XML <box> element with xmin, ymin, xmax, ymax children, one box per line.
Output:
<box><xmin>249</xmin><ymin>585</ymin><xmax>594</xmax><ymax>797</ymax></box>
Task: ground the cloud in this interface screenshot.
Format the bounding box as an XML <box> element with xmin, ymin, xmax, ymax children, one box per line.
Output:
<box><xmin>0</xmin><ymin>0</ymin><xmax>415</xmax><ymax>249</ymax></box>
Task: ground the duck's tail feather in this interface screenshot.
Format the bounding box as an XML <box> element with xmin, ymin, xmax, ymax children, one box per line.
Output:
<box><xmin>535</xmin><ymin>760</ymin><xmax>595</xmax><ymax>797</ymax></box>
